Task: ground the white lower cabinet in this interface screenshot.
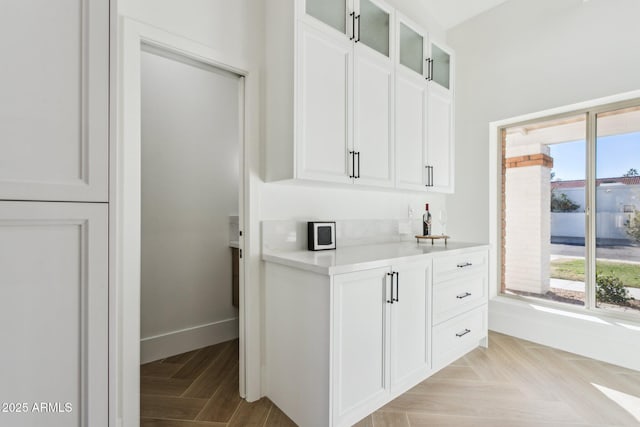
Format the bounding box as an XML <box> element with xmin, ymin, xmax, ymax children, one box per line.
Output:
<box><xmin>333</xmin><ymin>267</ymin><xmax>389</xmax><ymax>422</ymax></box>
<box><xmin>265</xmin><ymin>246</ymin><xmax>487</xmax><ymax>427</ymax></box>
<box><xmin>389</xmin><ymin>261</ymin><xmax>431</xmax><ymax>392</ymax></box>
<box><xmin>432</xmin><ymin>248</ymin><xmax>489</xmax><ymax>371</ymax></box>
<box><xmin>333</xmin><ymin>260</ymin><xmax>430</xmax><ymax>425</ymax></box>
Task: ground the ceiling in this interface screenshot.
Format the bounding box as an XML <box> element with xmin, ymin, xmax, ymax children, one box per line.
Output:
<box><xmin>423</xmin><ymin>0</ymin><xmax>509</xmax><ymax>29</ymax></box>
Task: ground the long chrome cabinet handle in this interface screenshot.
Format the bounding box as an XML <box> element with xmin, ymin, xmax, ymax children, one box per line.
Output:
<box><xmin>430</xmin><ymin>57</ymin><xmax>434</xmax><ymax>81</ymax></box>
<box><xmin>356</xmin><ymin>151</ymin><xmax>361</xmax><ymax>179</ymax></box>
<box><xmin>425</xmin><ymin>58</ymin><xmax>433</xmax><ymax>81</ymax></box>
<box><xmin>386</xmin><ymin>272</ymin><xmax>394</xmax><ymax>304</ymax></box>
<box><xmin>425</xmin><ymin>166</ymin><xmax>433</xmax><ymax>187</ymax></box>
<box><xmin>456</xmin><ymin>262</ymin><xmax>473</xmax><ymax>268</ymax></box>
<box><xmin>356</xmin><ymin>14</ymin><xmax>361</xmax><ymax>43</ymax></box>
<box><xmin>456</xmin><ymin>292</ymin><xmax>472</xmax><ymax>299</ymax></box>
<box><xmin>456</xmin><ymin>329</ymin><xmax>471</xmax><ymax>338</ymax></box>
<box><xmin>349</xmin><ymin>12</ymin><xmax>356</xmax><ymax>40</ymax></box>
<box><xmin>394</xmin><ymin>271</ymin><xmax>399</xmax><ymax>302</ymax></box>
<box><xmin>349</xmin><ymin>151</ymin><xmax>355</xmax><ymax>178</ymax></box>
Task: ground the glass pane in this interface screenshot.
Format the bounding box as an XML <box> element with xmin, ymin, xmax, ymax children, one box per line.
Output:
<box><xmin>595</xmin><ymin>106</ymin><xmax>640</xmax><ymax>316</ymax></box>
<box><xmin>359</xmin><ymin>0</ymin><xmax>389</xmax><ymax>57</ymax></box>
<box><xmin>431</xmin><ymin>44</ymin><xmax>450</xmax><ymax>90</ymax></box>
<box><xmin>503</xmin><ymin>114</ymin><xmax>587</xmax><ymax>308</ymax></box>
<box><xmin>306</xmin><ymin>0</ymin><xmax>346</xmax><ymax>34</ymax></box>
<box><xmin>399</xmin><ymin>23</ymin><xmax>423</xmax><ymax>75</ymax></box>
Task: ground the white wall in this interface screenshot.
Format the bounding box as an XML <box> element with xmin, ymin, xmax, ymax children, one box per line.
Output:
<box><xmin>446</xmin><ymin>0</ymin><xmax>640</xmax><ymax>244</ymax></box>
<box><xmin>451</xmin><ymin>0</ymin><xmax>640</xmax><ymax>372</ymax></box>
<box><xmin>140</xmin><ymin>50</ymin><xmax>240</xmax><ymax>362</ymax></box>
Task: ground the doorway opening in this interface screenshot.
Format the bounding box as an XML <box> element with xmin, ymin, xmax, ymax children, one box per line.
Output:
<box><xmin>137</xmin><ymin>45</ymin><xmax>245</xmax><ymax>422</ymax></box>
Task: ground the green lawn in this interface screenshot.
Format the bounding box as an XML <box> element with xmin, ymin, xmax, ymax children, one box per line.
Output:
<box><xmin>550</xmin><ymin>258</ymin><xmax>640</xmax><ymax>289</ymax></box>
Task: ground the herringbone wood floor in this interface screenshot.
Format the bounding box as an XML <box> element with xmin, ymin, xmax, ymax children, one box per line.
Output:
<box><xmin>140</xmin><ymin>339</ymin><xmax>296</xmax><ymax>426</ymax></box>
<box><xmin>141</xmin><ymin>332</ymin><xmax>640</xmax><ymax>426</ymax></box>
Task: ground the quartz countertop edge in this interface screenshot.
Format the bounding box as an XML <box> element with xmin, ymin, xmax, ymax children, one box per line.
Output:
<box><xmin>262</xmin><ymin>241</ymin><xmax>488</xmax><ymax>275</ymax></box>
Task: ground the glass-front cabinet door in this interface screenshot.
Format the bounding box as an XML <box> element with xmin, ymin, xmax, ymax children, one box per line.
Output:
<box><xmin>398</xmin><ymin>21</ymin><xmax>424</xmax><ymax>76</ymax></box>
<box><xmin>304</xmin><ymin>0</ymin><xmax>393</xmax><ymax>58</ymax></box>
<box><xmin>429</xmin><ymin>42</ymin><xmax>453</xmax><ymax>92</ymax></box>
<box><xmin>305</xmin><ymin>0</ymin><xmax>348</xmax><ymax>35</ymax></box>
<box><xmin>357</xmin><ymin>0</ymin><xmax>391</xmax><ymax>58</ymax></box>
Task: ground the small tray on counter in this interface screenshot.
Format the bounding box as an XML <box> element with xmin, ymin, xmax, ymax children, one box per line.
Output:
<box><xmin>415</xmin><ymin>235</ymin><xmax>450</xmax><ymax>245</ymax></box>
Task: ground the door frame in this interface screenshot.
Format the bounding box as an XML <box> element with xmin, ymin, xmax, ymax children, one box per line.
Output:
<box><xmin>111</xmin><ymin>17</ymin><xmax>255</xmax><ymax>426</ymax></box>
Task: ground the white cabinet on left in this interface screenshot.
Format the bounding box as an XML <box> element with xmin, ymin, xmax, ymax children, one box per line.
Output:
<box><xmin>0</xmin><ymin>0</ymin><xmax>109</xmax><ymax>202</ymax></box>
<box><xmin>0</xmin><ymin>201</ymin><xmax>108</xmax><ymax>427</ymax></box>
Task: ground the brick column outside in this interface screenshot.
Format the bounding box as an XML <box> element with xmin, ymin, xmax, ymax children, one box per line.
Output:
<box><xmin>504</xmin><ymin>145</ymin><xmax>554</xmax><ymax>295</ymax></box>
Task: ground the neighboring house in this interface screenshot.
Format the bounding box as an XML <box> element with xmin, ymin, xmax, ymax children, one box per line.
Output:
<box><xmin>551</xmin><ymin>176</ymin><xmax>640</xmax><ymax>244</ymax></box>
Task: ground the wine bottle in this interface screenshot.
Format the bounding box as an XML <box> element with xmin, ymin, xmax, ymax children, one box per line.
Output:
<box><xmin>422</xmin><ymin>203</ymin><xmax>432</xmax><ymax>236</ymax></box>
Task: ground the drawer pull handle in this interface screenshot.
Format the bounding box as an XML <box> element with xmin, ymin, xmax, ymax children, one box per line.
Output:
<box><xmin>456</xmin><ymin>262</ymin><xmax>473</xmax><ymax>268</ymax></box>
<box><xmin>456</xmin><ymin>292</ymin><xmax>472</xmax><ymax>299</ymax></box>
<box><xmin>456</xmin><ymin>329</ymin><xmax>471</xmax><ymax>338</ymax></box>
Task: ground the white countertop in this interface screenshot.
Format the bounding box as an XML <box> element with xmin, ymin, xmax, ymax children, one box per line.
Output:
<box><xmin>229</xmin><ymin>240</ymin><xmax>240</xmax><ymax>249</ymax></box>
<box><xmin>263</xmin><ymin>241</ymin><xmax>488</xmax><ymax>275</ymax></box>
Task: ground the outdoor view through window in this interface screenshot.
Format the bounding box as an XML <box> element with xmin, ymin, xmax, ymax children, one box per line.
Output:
<box><xmin>502</xmin><ymin>106</ymin><xmax>640</xmax><ymax>316</ymax></box>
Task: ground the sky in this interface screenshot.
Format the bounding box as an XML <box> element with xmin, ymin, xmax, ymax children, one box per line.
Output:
<box><xmin>549</xmin><ymin>131</ymin><xmax>640</xmax><ymax>181</ymax></box>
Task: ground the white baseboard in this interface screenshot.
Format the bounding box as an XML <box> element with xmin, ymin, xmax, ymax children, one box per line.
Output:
<box><xmin>489</xmin><ymin>297</ymin><xmax>640</xmax><ymax>372</ymax></box>
<box><xmin>140</xmin><ymin>317</ymin><xmax>239</xmax><ymax>364</ymax></box>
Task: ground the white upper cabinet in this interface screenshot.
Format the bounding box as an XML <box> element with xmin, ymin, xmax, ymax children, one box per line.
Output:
<box><xmin>352</xmin><ymin>0</ymin><xmax>394</xmax><ymax>187</ymax></box>
<box><xmin>427</xmin><ymin>82</ymin><xmax>454</xmax><ymax>192</ymax></box>
<box><xmin>265</xmin><ymin>0</ymin><xmax>454</xmax><ymax>192</ymax></box>
<box><xmin>297</xmin><ymin>23</ymin><xmax>354</xmax><ymax>183</ymax></box>
<box><xmin>0</xmin><ymin>0</ymin><xmax>109</xmax><ymax>202</ymax></box>
<box><xmin>395</xmin><ymin>18</ymin><xmax>428</xmax><ymax>191</ymax></box>
<box><xmin>426</xmin><ymin>40</ymin><xmax>455</xmax><ymax>193</ymax></box>
<box><xmin>353</xmin><ymin>49</ymin><xmax>394</xmax><ymax>187</ymax></box>
<box><xmin>300</xmin><ymin>0</ymin><xmax>394</xmax><ymax>187</ymax></box>
<box><xmin>394</xmin><ymin>14</ymin><xmax>455</xmax><ymax>193</ymax></box>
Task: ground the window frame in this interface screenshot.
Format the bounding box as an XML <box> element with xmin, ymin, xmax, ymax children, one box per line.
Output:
<box><xmin>491</xmin><ymin>96</ymin><xmax>640</xmax><ymax>322</ymax></box>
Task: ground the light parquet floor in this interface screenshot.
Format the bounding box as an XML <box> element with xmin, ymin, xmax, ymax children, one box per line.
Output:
<box><xmin>141</xmin><ymin>332</ymin><xmax>640</xmax><ymax>427</ymax></box>
<box><xmin>140</xmin><ymin>339</ymin><xmax>296</xmax><ymax>427</ymax></box>
<box><xmin>362</xmin><ymin>332</ymin><xmax>640</xmax><ymax>427</ymax></box>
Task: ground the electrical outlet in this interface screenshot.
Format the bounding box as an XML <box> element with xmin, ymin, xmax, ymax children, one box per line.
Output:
<box><xmin>408</xmin><ymin>205</ymin><xmax>415</xmax><ymax>219</ymax></box>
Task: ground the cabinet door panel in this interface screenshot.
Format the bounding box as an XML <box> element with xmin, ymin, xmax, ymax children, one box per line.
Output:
<box><xmin>354</xmin><ymin>54</ymin><xmax>393</xmax><ymax>187</ymax></box>
<box><xmin>427</xmin><ymin>88</ymin><xmax>454</xmax><ymax>192</ymax></box>
<box><xmin>431</xmin><ymin>43</ymin><xmax>451</xmax><ymax>91</ymax></box>
<box><xmin>0</xmin><ymin>201</ymin><xmax>108</xmax><ymax>427</ymax></box>
<box><xmin>390</xmin><ymin>261</ymin><xmax>430</xmax><ymax>388</ymax></box>
<box><xmin>297</xmin><ymin>24</ymin><xmax>352</xmax><ymax>183</ymax></box>
<box><xmin>358</xmin><ymin>0</ymin><xmax>391</xmax><ymax>57</ymax></box>
<box><xmin>0</xmin><ymin>0</ymin><xmax>109</xmax><ymax>202</ymax></box>
<box><xmin>305</xmin><ymin>0</ymin><xmax>348</xmax><ymax>35</ymax></box>
<box><xmin>398</xmin><ymin>21</ymin><xmax>424</xmax><ymax>76</ymax></box>
<box><xmin>333</xmin><ymin>267</ymin><xmax>389</xmax><ymax>418</ymax></box>
<box><xmin>395</xmin><ymin>72</ymin><xmax>427</xmax><ymax>190</ymax></box>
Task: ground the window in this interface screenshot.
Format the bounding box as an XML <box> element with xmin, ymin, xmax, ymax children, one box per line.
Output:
<box><xmin>500</xmin><ymin>103</ymin><xmax>640</xmax><ymax>318</ymax></box>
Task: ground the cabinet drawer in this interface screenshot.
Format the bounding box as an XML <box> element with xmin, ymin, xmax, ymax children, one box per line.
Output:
<box><xmin>433</xmin><ymin>273</ymin><xmax>487</xmax><ymax>325</ymax></box>
<box><xmin>433</xmin><ymin>249</ymin><xmax>487</xmax><ymax>282</ymax></box>
<box><xmin>433</xmin><ymin>305</ymin><xmax>486</xmax><ymax>369</ymax></box>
